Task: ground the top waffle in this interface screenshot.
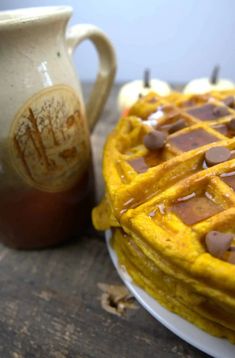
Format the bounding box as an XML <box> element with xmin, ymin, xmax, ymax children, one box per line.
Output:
<box><xmin>93</xmin><ymin>91</ymin><xmax>235</xmax><ymax>256</ymax></box>
<box><xmin>93</xmin><ymin>90</ymin><xmax>235</xmax><ymax>261</ymax></box>
<box><xmin>94</xmin><ymin>91</ymin><xmax>235</xmax><ymax>216</ymax></box>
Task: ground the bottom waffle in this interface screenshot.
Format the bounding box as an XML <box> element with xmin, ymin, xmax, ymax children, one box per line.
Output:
<box><xmin>112</xmin><ymin>228</ymin><xmax>235</xmax><ymax>343</ymax></box>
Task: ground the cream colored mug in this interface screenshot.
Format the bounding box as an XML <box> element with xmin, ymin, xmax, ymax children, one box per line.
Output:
<box><xmin>0</xmin><ymin>6</ymin><xmax>116</xmax><ymax>249</ymax></box>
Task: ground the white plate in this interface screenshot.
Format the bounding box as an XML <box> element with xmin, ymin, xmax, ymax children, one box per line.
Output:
<box><xmin>105</xmin><ymin>230</ymin><xmax>235</xmax><ymax>358</ymax></box>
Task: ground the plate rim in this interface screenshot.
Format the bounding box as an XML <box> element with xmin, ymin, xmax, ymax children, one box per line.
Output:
<box><xmin>105</xmin><ymin>230</ymin><xmax>235</xmax><ymax>358</ymax></box>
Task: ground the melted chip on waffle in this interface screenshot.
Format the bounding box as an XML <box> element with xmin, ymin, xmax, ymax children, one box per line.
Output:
<box><xmin>92</xmin><ymin>90</ymin><xmax>235</xmax><ymax>342</ymax></box>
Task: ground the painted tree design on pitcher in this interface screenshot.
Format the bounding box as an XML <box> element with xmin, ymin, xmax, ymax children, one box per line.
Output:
<box><xmin>11</xmin><ymin>87</ymin><xmax>89</xmax><ymax>191</ymax></box>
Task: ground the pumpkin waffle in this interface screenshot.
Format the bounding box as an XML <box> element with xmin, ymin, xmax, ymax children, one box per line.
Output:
<box><xmin>92</xmin><ymin>90</ymin><xmax>235</xmax><ymax>341</ymax></box>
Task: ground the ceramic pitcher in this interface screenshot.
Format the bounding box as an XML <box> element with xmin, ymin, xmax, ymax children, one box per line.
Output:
<box><xmin>0</xmin><ymin>6</ymin><xmax>116</xmax><ymax>249</ymax></box>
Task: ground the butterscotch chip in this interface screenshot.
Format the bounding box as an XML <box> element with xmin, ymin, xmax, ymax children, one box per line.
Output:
<box><xmin>226</xmin><ymin>118</ymin><xmax>235</xmax><ymax>132</ymax></box>
<box><xmin>223</xmin><ymin>96</ymin><xmax>235</xmax><ymax>108</ymax></box>
<box><xmin>168</xmin><ymin>119</ymin><xmax>186</xmax><ymax>134</ymax></box>
<box><xmin>212</xmin><ymin>106</ymin><xmax>229</xmax><ymax>117</ymax></box>
<box><xmin>205</xmin><ymin>146</ymin><xmax>231</xmax><ymax>167</ymax></box>
<box><xmin>205</xmin><ymin>231</ymin><xmax>233</xmax><ymax>258</ymax></box>
<box><xmin>143</xmin><ymin>130</ymin><xmax>167</xmax><ymax>150</ymax></box>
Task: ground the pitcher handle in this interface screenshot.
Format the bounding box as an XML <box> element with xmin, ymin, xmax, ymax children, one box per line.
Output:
<box><xmin>66</xmin><ymin>24</ymin><xmax>116</xmax><ymax>131</ymax></box>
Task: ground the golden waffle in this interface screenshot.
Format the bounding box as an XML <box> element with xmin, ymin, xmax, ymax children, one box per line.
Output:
<box><xmin>92</xmin><ymin>90</ymin><xmax>235</xmax><ymax>342</ymax></box>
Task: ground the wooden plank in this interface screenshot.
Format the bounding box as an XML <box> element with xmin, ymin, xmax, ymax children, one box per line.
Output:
<box><xmin>0</xmin><ymin>83</ymin><xmax>208</xmax><ymax>358</ymax></box>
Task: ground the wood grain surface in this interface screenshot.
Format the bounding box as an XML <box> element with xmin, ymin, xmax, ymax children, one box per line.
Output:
<box><xmin>0</xmin><ymin>83</ymin><xmax>209</xmax><ymax>358</ymax></box>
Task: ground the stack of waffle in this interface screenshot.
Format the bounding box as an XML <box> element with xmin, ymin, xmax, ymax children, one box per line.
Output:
<box><xmin>92</xmin><ymin>89</ymin><xmax>235</xmax><ymax>342</ymax></box>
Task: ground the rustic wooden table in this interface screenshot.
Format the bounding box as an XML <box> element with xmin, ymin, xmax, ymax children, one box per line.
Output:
<box><xmin>0</xmin><ymin>83</ymin><xmax>209</xmax><ymax>358</ymax></box>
